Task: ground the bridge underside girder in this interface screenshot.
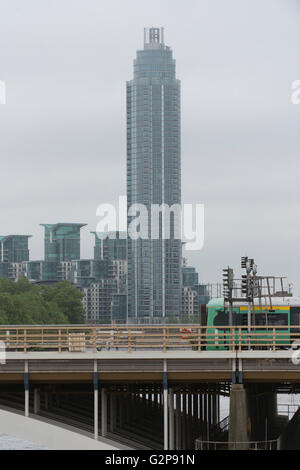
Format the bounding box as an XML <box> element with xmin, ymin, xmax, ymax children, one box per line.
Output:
<box><xmin>0</xmin><ymin>353</ymin><xmax>300</xmax><ymax>449</ymax></box>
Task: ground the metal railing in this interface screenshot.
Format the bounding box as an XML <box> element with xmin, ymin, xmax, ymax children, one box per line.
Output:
<box><xmin>0</xmin><ymin>324</ymin><xmax>299</xmax><ymax>354</ymax></box>
<box><xmin>195</xmin><ymin>439</ymin><xmax>279</xmax><ymax>450</ymax></box>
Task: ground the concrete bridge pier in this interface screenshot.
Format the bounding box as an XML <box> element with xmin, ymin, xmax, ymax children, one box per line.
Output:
<box><xmin>24</xmin><ymin>360</ymin><xmax>29</xmax><ymax>417</ymax></box>
<box><xmin>183</xmin><ymin>393</ymin><xmax>186</xmax><ymax>448</ymax></box>
<box><xmin>228</xmin><ymin>384</ymin><xmax>249</xmax><ymax>450</ymax></box>
<box><xmin>93</xmin><ymin>361</ymin><xmax>98</xmax><ymax>440</ymax></box>
<box><xmin>168</xmin><ymin>388</ymin><xmax>174</xmax><ymax>450</ymax></box>
<box><xmin>163</xmin><ymin>366</ymin><xmax>168</xmax><ymax>450</ymax></box>
<box><xmin>186</xmin><ymin>393</ymin><xmax>192</xmax><ymax>448</ymax></box>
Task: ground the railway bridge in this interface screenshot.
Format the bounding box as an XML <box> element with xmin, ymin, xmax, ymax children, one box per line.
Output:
<box><xmin>0</xmin><ymin>325</ymin><xmax>300</xmax><ymax>449</ymax></box>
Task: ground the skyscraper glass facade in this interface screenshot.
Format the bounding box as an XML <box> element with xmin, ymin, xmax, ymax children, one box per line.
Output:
<box><xmin>92</xmin><ymin>232</ymin><xmax>127</xmax><ymax>261</ymax></box>
<box><xmin>70</xmin><ymin>259</ymin><xmax>109</xmax><ymax>286</ymax></box>
<box><xmin>182</xmin><ymin>267</ymin><xmax>199</xmax><ymax>287</ymax></box>
<box><xmin>0</xmin><ymin>235</ymin><xmax>31</xmax><ymax>262</ymax></box>
<box><xmin>41</xmin><ymin>223</ymin><xmax>86</xmax><ymax>262</ymax></box>
<box><xmin>127</xmin><ymin>28</ymin><xmax>182</xmax><ymax>321</ymax></box>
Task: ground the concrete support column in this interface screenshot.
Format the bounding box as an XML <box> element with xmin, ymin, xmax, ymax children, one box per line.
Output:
<box><xmin>228</xmin><ymin>384</ymin><xmax>249</xmax><ymax>450</ymax></box>
<box><xmin>101</xmin><ymin>388</ymin><xmax>107</xmax><ymax>437</ymax></box>
<box><xmin>34</xmin><ymin>388</ymin><xmax>40</xmax><ymax>414</ymax></box>
<box><xmin>24</xmin><ymin>360</ymin><xmax>29</xmax><ymax>417</ymax></box>
<box><xmin>169</xmin><ymin>388</ymin><xmax>174</xmax><ymax>450</ymax></box>
<box><xmin>93</xmin><ymin>360</ymin><xmax>98</xmax><ymax>440</ymax></box>
<box><xmin>163</xmin><ymin>360</ymin><xmax>168</xmax><ymax>450</ymax></box>
<box><xmin>175</xmin><ymin>393</ymin><xmax>181</xmax><ymax>450</ymax></box>
<box><xmin>182</xmin><ymin>393</ymin><xmax>187</xmax><ymax>449</ymax></box>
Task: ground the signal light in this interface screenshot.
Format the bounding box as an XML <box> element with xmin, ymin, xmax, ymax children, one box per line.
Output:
<box><xmin>223</xmin><ymin>267</ymin><xmax>234</xmax><ymax>300</ymax></box>
<box><xmin>241</xmin><ymin>274</ymin><xmax>249</xmax><ymax>296</ymax></box>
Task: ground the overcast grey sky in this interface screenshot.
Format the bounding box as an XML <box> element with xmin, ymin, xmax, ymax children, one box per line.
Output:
<box><xmin>0</xmin><ymin>0</ymin><xmax>299</xmax><ymax>293</ymax></box>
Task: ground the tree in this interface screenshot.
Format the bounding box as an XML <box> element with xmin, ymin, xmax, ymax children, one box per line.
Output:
<box><xmin>0</xmin><ymin>277</ymin><xmax>85</xmax><ymax>325</ymax></box>
<box><xmin>48</xmin><ymin>282</ymin><xmax>85</xmax><ymax>324</ymax></box>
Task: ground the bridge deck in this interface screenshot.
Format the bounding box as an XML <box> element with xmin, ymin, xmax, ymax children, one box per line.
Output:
<box><xmin>0</xmin><ymin>349</ymin><xmax>299</xmax><ymax>383</ymax></box>
<box><xmin>0</xmin><ymin>325</ymin><xmax>299</xmax><ymax>384</ymax></box>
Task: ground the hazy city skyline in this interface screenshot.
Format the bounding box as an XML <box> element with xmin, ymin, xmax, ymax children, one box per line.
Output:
<box><xmin>0</xmin><ymin>0</ymin><xmax>299</xmax><ymax>293</ymax></box>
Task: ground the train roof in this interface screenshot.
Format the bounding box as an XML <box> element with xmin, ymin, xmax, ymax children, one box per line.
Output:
<box><xmin>207</xmin><ymin>298</ymin><xmax>225</xmax><ymax>307</ymax></box>
<box><xmin>208</xmin><ymin>296</ymin><xmax>300</xmax><ymax>307</ymax></box>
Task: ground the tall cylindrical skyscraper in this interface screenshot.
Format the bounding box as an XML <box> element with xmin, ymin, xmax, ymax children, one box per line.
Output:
<box><xmin>127</xmin><ymin>27</ymin><xmax>181</xmax><ymax>322</ymax></box>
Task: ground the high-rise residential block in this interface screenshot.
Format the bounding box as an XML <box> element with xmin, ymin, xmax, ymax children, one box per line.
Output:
<box><xmin>41</xmin><ymin>223</ymin><xmax>87</xmax><ymax>262</ymax></box>
<box><xmin>0</xmin><ymin>235</ymin><xmax>31</xmax><ymax>262</ymax></box>
<box><xmin>127</xmin><ymin>27</ymin><xmax>182</xmax><ymax>322</ymax></box>
<box><xmin>92</xmin><ymin>232</ymin><xmax>127</xmax><ymax>261</ymax></box>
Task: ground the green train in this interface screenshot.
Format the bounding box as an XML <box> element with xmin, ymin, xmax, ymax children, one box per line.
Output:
<box><xmin>206</xmin><ymin>296</ymin><xmax>300</xmax><ymax>350</ymax></box>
